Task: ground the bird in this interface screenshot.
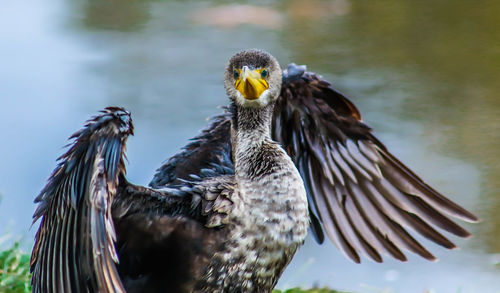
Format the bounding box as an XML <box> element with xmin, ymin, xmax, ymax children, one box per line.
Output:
<box><xmin>30</xmin><ymin>49</ymin><xmax>479</xmax><ymax>293</ymax></box>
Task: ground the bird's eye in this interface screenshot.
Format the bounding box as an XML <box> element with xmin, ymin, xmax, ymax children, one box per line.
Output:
<box><xmin>233</xmin><ymin>70</ymin><xmax>239</xmax><ymax>79</ymax></box>
<box><xmin>261</xmin><ymin>69</ymin><xmax>269</xmax><ymax>78</ymax></box>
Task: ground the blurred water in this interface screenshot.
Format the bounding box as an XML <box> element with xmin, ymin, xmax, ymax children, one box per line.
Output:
<box><xmin>0</xmin><ymin>0</ymin><xmax>499</xmax><ymax>292</ymax></box>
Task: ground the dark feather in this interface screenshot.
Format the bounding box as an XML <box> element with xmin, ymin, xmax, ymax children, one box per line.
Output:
<box><xmin>149</xmin><ymin>112</ymin><xmax>234</xmax><ymax>188</ymax></box>
<box><xmin>271</xmin><ymin>65</ymin><xmax>478</xmax><ymax>262</ymax></box>
<box><xmin>31</xmin><ymin>107</ymin><xmax>218</xmax><ymax>292</ymax></box>
<box><xmin>31</xmin><ymin>107</ymin><xmax>133</xmax><ymax>293</ymax></box>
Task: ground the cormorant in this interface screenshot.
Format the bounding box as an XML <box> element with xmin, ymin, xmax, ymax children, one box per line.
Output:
<box><xmin>30</xmin><ymin>49</ymin><xmax>479</xmax><ymax>293</ymax></box>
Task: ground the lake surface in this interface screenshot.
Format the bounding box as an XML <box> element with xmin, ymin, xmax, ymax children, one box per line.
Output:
<box><xmin>0</xmin><ymin>0</ymin><xmax>499</xmax><ymax>292</ymax></box>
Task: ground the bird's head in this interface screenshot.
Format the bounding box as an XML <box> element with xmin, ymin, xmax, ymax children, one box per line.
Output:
<box><xmin>224</xmin><ymin>49</ymin><xmax>282</xmax><ymax>108</ymax></box>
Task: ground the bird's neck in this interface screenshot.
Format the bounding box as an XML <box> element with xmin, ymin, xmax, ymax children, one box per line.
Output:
<box><xmin>230</xmin><ymin>101</ymin><xmax>274</xmax><ymax>146</ymax></box>
<box><xmin>221</xmin><ymin>101</ymin><xmax>309</xmax><ymax>292</ymax></box>
<box><xmin>230</xmin><ymin>101</ymin><xmax>279</xmax><ymax>179</ymax></box>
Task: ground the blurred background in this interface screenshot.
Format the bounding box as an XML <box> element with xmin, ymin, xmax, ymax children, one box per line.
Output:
<box><xmin>0</xmin><ymin>0</ymin><xmax>499</xmax><ymax>292</ymax></box>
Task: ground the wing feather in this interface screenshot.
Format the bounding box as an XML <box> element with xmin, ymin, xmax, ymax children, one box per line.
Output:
<box><xmin>274</xmin><ymin>64</ymin><xmax>479</xmax><ymax>262</ymax></box>
<box><xmin>343</xmin><ymin>195</ymin><xmax>386</xmax><ymax>261</ymax></box>
<box><xmin>326</xmin><ymin>181</ymin><xmax>379</xmax><ymax>262</ymax></box>
<box><xmin>349</xmin><ymin>181</ymin><xmax>436</xmax><ymax>260</ymax></box>
<box><xmin>31</xmin><ymin>107</ymin><xmax>133</xmax><ymax>293</ymax></box>
<box><xmin>378</xmin><ymin>149</ymin><xmax>478</xmax><ymax>222</ymax></box>
<box><xmin>149</xmin><ymin>112</ymin><xmax>233</xmax><ymax>188</ymax></box>
<box><xmin>306</xmin><ymin>158</ymin><xmax>360</xmax><ymax>263</ymax></box>
<box><xmin>297</xmin><ymin>154</ymin><xmax>326</xmax><ymax>243</ymax></box>
<box><xmin>362</xmin><ymin>179</ymin><xmax>456</xmax><ymax>249</ymax></box>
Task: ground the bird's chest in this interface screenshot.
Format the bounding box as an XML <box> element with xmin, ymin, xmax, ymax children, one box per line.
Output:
<box><xmin>195</xmin><ymin>172</ymin><xmax>309</xmax><ymax>292</ymax></box>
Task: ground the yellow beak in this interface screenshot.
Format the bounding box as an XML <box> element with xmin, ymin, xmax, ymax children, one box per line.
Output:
<box><xmin>235</xmin><ymin>66</ymin><xmax>269</xmax><ymax>100</ymax></box>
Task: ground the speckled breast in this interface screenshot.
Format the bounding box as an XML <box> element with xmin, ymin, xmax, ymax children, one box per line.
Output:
<box><xmin>195</xmin><ymin>166</ymin><xmax>310</xmax><ymax>293</ymax></box>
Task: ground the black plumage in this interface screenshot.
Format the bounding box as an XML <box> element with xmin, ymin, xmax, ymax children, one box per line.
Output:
<box><xmin>31</xmin><ymin>52</ymin><xmax>478</xmax><ymax>293</ymax></box>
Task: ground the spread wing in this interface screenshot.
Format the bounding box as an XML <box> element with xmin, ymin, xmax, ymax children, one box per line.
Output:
<box><xmin>152</xmin><ymin>64</ymin><xmax>479</xmax><ymax>263</ymax></box>
<box><xmin>31</xmin><ymin>107</ymin><xmax>234</xmax><ymax>292</ymax></box>
<box><xmin>31</xmin><ymin>107</ymin><xmax>133</xmax><ymax>293</ymax></box>
<box><xmin>273</xmin><ymin>64</ymin><xmax>479</xmax><ymax>263</ymax></box>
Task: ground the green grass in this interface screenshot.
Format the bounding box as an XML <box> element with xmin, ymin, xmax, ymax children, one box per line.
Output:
<box><xmin>0</xmin><ymin>242</ymin><xmax>31</xmax><ymax>293</ymax></box>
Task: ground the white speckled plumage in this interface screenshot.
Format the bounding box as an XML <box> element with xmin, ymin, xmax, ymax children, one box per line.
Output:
<box><xmin>196</xmin><ymin>128</ymin><xmax>309</xmax><ymax>292</ymax></box>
